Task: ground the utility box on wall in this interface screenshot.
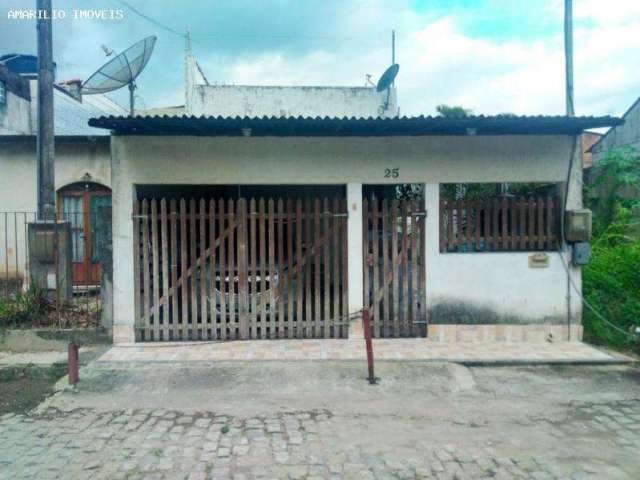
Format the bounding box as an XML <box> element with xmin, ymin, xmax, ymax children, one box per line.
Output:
<box><xmin>572</xmin><ymin>242</ymin><xmax>591</xmax><ymax>266</ymax></box>
<box><xmin>565</xmin><ymin>209</ymin><xmax>592</xmax><ymax>242</ymax></box>
<box><xmin>27</xmin><ymin>221</ymin><xmax>73</xmax><ymax>300</ymax></box>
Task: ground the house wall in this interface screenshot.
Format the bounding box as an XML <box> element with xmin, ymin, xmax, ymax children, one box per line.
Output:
<box><xmin>0</xmin><ymin>137</ymin><xmax>111</xmax><ymax>279</ymax></box>
<box><xmin>189</xmin><ymin>85</ymin><xmax>398</xmax><ymax>119</ymax></box>
<box><xmin>591</xmin><ymin>98</ymin><xmax>640</xmax><ymax>164</ymax></box>
<box><xmin>0</xmin><ymin>90</ymin><xmax>31</xmax><ymax>135</ymax></box>
<box><xmin>110</xmin><ymin>134</ymin><xmax>583</xmax><ymax>343</ymax></box>
<box><xmin>581</xmin><ymin>132</ymin><xmax>602</xmax><ymax>169</ymax></box>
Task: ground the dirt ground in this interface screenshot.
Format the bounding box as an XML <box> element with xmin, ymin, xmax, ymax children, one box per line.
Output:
<box><xmin>1</xmin><ymin>361</ymin><xmax>639</xmax><ymax>479</ymax></box>
<box><xmin>0</xmin><ymin>365</ymin><xmax>66</xmax><ymax>415</ymax></box>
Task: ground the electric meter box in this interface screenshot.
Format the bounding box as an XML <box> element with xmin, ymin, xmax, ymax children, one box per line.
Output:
<box><xmin>565</xmin><ymin>209</ymin><xmax>592</xmax><ymax>242</ymax></box>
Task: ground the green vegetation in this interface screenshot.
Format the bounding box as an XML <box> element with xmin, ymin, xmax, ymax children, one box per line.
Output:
<box><xmin>0</xmin><ymin>284</ymin><xmax>50</xmax><ymax>328</ymax></box>
<box><xmin>436</xmin><ymin>104</ymin><xmax>473</xmax><ymax>118</ymax></box>
<box><xmin>583</xmin><ymin>148</ymin><xmax>640</xmax><ymax>353</ymax></box>
<box><xmin>440</xmin><ymin>182</ymin><xmax>556</xmax><ymax>201</ymax></box>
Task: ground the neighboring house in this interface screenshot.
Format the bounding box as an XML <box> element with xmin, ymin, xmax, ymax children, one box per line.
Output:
<box><xmin>581</xmin><ymin>131</ymin><xmax>603</xmax><ymax>169</ymax></box>
<box><xmin>0</xmin><ymin>54</ymin><xmax>125</xmax><ymax>288</ymax></box>
<box><xmin>88</xmin><ymin>113</ymin><xmax>620</xmax><ymax>345</ymax></box>
<box><xmin>590</xmin><ymin>97</ymin><xmax>640</xmax><ymax>163</ymax></box>
<box><xmin>586</xmin><ymin>98</ymin><xmax>638</xmax><ymax>200</ymax></box>
<box><xmin>0</xmin><ymin>64</ymin><xmax>31</xmax><ymax>135</ymax></box>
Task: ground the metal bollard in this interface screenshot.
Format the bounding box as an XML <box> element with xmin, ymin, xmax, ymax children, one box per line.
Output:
<box><xmin>363</xmin><ymin>308</ymin><xmax>378</xmax><ymax>384</ymax></box>
<box><xmin>68</xmin><ymin>342</ymin><xmax>79</xmax><ymax>385</ymax></box>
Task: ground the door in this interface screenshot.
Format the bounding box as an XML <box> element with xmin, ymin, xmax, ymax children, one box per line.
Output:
<box><xmin>58</xmin><ymin>183</ymin><xmax>111</xmax><ymax>287</ymax></box>
<box><xmin>363</xmin><ymin>196</ymin><xmax>427</xmax><ymax>337</ymax></box>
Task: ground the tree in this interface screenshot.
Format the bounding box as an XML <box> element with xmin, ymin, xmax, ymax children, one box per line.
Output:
<box><xmin>436</xmin><ymin>104</ymin><xmax>472</xmax><ymax>118</ymax></box>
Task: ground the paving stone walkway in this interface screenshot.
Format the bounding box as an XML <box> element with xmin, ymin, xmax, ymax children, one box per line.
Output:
<box><xmin>1</xmin><ymin>398</ymin><xmax>639</xmax><ymax>479</ymax></box>
<box><xmin>99</xmin><ymin>340</ymin><xmax>625</xmax><ymax>364</ymax></box>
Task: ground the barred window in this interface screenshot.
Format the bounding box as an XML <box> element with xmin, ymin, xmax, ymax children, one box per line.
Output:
<box><xmin>439</xmin><ymin>183</ymin><xmax>560</xmax><ymax>253</ymax></box>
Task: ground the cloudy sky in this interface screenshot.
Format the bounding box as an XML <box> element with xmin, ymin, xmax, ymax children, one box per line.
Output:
<box><xmin>1</xmin><ymin>0</ymin><xmax>638</xmax><ymax>117</ymax></box>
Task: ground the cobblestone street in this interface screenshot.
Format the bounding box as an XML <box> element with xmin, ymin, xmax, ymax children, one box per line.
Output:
<box><xmin>1</xmin><ymin>363</ymin><xmax>639</xmax><ymax>479</ymax></box>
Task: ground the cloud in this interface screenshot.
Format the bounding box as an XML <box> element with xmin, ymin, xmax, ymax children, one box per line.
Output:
<box><xmin>0</xmin><ymin>0</ymin><xmax>638</xmax><ymax>117</ymax></box>
<box><xmin>574</xmin><ymin>0</ymin><xmax>640</xmax><ymax>25</ymax></box>
<box><xmin>206</xmin><ymin>1</ymin><xmax>639</xmax><ymax>117</ymax></box>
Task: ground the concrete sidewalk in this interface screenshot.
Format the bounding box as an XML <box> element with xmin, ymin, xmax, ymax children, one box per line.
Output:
<box><xmin>0</xmin><ymin>346</ymin><xmax>106</xmax><ymax>368</ymax></box>
<box><xmin>98</xmin><ymin>339</ymin><xmax>632</xmax><ymax>365</ymax></box>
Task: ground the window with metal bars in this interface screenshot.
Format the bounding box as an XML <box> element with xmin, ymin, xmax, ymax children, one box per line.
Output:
<box><xmin>439</xmin><ymin>183</ymin><xmax>560</xmax><ymax>253</ymax></box>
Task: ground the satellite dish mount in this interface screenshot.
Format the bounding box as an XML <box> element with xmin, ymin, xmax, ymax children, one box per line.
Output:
<box><xmin>128</xmin><ymin>82</ymin><xmax>137</xmax><ymax>116</ymax></box>
<box><xmin>81</xmin><ymin>36</ymin><xmax>157</xmax><ymax>116</ymax></box>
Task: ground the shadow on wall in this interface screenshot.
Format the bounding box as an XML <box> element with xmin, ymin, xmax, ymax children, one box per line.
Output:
<box><xmin>428</xmin><ymin>301</ymin><xmax>566</xmax><ymax>325</ymax></box>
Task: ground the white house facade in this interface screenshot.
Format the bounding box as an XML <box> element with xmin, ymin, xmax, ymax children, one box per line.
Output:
<box><xmin>89</xmin><ymin>114</ymin><xmax>620</xmax><ymax>345</ymax></box>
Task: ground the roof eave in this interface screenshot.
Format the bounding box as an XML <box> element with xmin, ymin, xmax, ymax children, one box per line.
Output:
<box><xmin>87</xmin><ymin>115</ymin><xmax>624</xmax><ymax>137</ymax></box>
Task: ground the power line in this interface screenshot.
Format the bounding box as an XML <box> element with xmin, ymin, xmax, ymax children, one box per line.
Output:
<box><xmin>113</xmin><ymin>0</ymin><xmax>186</xmax><ymax>38</ymax></box>
<box><xmin>112</xmin><ymin>0</ymin><xmax>381</xmax><ymax>43</ymax></box>
<box><xmin>556</xmin><ymin>247</ymin><xmax>636</xmax><ymax>340</ymax></box>
<box><xmin>192</xmin><ymin>32</ymin><xmax>372</xmax><ymax>41</ymax></box>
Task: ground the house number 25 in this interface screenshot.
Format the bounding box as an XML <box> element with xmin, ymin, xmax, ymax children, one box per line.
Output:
<box><xmin>384</xmin><ymin>168</ymin><xmax>399</xmax><ymax>178</ymax></box>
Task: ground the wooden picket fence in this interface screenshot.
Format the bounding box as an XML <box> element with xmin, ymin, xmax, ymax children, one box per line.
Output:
<box><xmin>440</xmin><ymin>196</ymin><xmax>559</xmax><ymax>253</ymax></box>
<box><xmin>363</xmin><ymin>197</ymin><xmax>427</xmax><ymax>338</ymax></box>
<box><xmin>133</xmin><ymin>197</ymin><xmax>348</xmax><ymax>341</ymax></box>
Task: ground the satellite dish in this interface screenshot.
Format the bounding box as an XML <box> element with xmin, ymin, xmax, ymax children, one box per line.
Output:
<box><xmin>82</xmin><ymin>36</ymin><xmax>157</xmax><ymax>115</ymax></box>
<box><xmin>375</xmin><ymin>63</ymin><xmax>399</xmax><ymax>112</ymax></box>
<box><xmin>376</xmin><ymin>63</ymin><xmax>399</xmax><ymax>92</ymax></box>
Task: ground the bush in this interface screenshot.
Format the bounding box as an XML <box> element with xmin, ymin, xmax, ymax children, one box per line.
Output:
<box><xmin>583</xmin><ymin>147</ymin><xmax>640</xmax><ymax>353</ymax></box>
<box><xmin>0</xmin><ymin>284</ymin><xmax>50</xmax><ymax>328</ymax></box>
<box><xmin>583</xmin><ymin>237</ymin><xmax>640</xmax><ymax>353</ymax></box>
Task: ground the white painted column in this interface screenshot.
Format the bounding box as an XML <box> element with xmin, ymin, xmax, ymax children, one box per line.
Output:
<box><xmin>346</xmin><ymin>183</ymin><xmax>364</xmax><ymax>338</ymax></box>
<box><xmin>111</xmin><ymin>139</ymin><xmax>136</xmax><ymax>343</ymax></box>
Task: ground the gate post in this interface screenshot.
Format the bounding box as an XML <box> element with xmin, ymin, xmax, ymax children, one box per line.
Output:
<box><xmin>346</xmin><ymin>183</ymin><xmax>364</xmax><ymax>339</ymax></box>
<box><xmin>96</xmin><ymin>205</ymin><xmax>113</xmax><ymax>333</ymax></box>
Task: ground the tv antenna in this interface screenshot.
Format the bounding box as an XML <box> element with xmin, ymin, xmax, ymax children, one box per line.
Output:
<box><xmin>82</xmin><ymin>36</ymin><xmax>157</xmax><ymax>116</ymax></box>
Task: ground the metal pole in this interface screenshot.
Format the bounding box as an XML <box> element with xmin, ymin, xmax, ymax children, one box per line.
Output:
<box><xmin>564</xmin><ymin>0</ymin><xmax>574</xmax><ymax>116</ymax></box>
<box><xmin>36</xmin><ymin>0</ymin><xmax>56</xmax><ymax>221</ymax></box>
<box><xmin>68</xmin><ymin>342</ymin><xmax>79</xmax><ymax>385</ymax></box>
<box><xmin>363</xmin><ymin>308</ymin><xmax>377</xmax><ymax>384</ymax></box>
<box><xmin>391</xmin><ymin>30</ymin><xmax>395</xmax><ymax>65</ymax></box>
<box><xmin>129</xmin><ymin>83</ymin><xmax>135</xmax><ymax>116</ymax></box>
<box><xmin>564</xmin><ymin>0</ymin><xmax>576</xmax><ymax>336</ymax></box>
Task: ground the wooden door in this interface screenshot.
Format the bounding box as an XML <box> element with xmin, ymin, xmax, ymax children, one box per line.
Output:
<box><xmin>58</xmin><ymin>183</ymin><xmax>111</xmax><ymax>287</ymax></box>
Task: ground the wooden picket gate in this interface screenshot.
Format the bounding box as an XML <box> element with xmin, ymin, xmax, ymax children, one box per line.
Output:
<box><xmin>363</xmin><ymin>197</ymin><xmax>427</xmax><ymax>338</ymax></box>
<box><xmin>133</xmin><ymin>197</ymin><xmax>348</xmax><ymax>341</ymax></box>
